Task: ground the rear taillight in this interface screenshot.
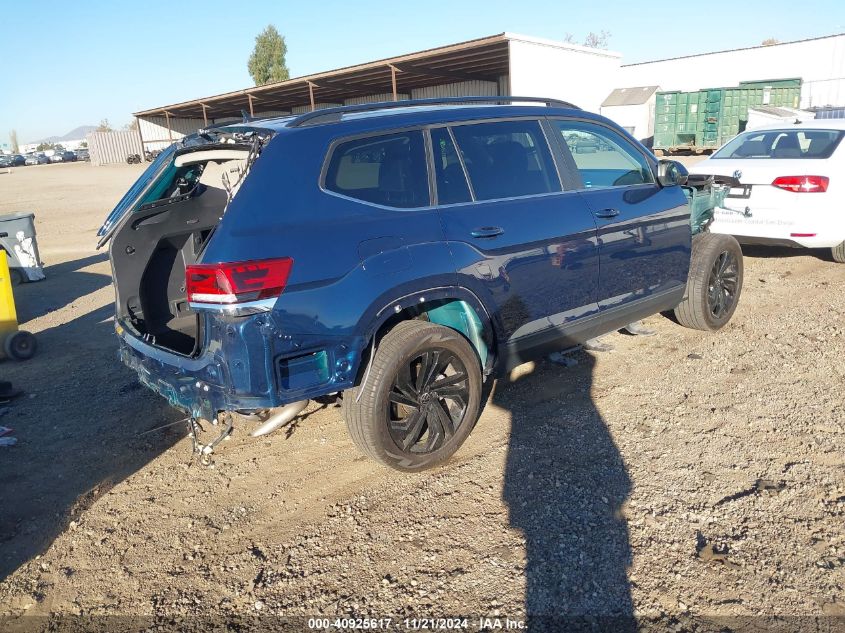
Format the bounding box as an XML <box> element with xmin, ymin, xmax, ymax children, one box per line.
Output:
<box><xmin>186</xmin><ymin>258</ymin><xmax>293</xmax><ymax>304</ymax></box>
<box><xmin>771</xmin><ymin>175</ymin><xmax>829</xmax><ymax>193</ymax></box>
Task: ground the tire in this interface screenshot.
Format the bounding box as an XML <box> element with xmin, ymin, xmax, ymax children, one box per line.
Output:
<box><xmin>674</xmin><ymin>233</ymin><xmax>743</xmax><ymax>331</ymax></box>
<box><xmin>4</xmin><ymin>330</ymin><xmax>37</xmax><ymax>360</ymax></box>
<box><xmin>832</xmin><ymin>241</ymin><xmax>845</xmax><ymax>263</ymax></box>
<box><xmin>342</xmin><ymin>320</ymin><xmax>482</xmax><ymax>472</ymax></box>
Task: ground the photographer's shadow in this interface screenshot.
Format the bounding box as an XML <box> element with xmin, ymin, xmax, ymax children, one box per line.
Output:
<box><xmin>495</xmin><ymin>352</ymin><xmax>634</xmax><ymax>630</ymax></box>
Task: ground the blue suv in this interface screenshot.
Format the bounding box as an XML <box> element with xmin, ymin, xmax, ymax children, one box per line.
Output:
<box><xmin>99</xmin><ymin>97</ymin><xmax>743</xmax><ymax>471</ymax></box>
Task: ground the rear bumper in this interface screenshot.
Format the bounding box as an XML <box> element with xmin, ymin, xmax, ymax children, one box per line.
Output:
<box><xmin>733</xmin><ymin>236</ymin><xmax>805</xmax><ymax>248</ymax></box>
<box><xmin>710</xmin><ymin>206</ymin><xmax>845</xmax><ymax>248</ymax></box>
<box><xmin>119</xmin><ymin>330</ymin><xmax>275</xmax><ymax>420</ymax></box>
<box><xmin>117</xmin><ymin>313</ymin><xmax>362</xmax><ymax>419</ymax></box>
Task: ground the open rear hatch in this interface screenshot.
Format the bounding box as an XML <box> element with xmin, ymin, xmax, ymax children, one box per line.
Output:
<box><xmin>98</xmin><ymin>128</ymin><xmax>272</xmax><ymax>355</ymax></box>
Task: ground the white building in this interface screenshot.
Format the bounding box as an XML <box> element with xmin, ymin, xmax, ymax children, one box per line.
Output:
<box><xmin>131</xmin><ymin>32</ymin><xmax>845</xmax><ymax>155</ymax></box>
<box><xmin>133</xmin><ymin>33</ymin><xmax>621</xmax><ymax>150</ymax></box>
<box><xmin>616</xmin><ymin>33</ymin><xmax>845</xmax><ymax>109</ymax></box>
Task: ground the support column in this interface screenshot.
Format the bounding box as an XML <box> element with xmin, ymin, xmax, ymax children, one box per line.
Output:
<box><xmin>136</xmin><ymin>117</ymin><xmax>145</xmax><ymax>152</ymax></box>
<box><xmin>201</xmin><ymin>104</ymin><xmax>209</xmax><ymax>127</ymax></box>
<box><xmin>247</xmin><ymin>94</ymin><xmax>255</xmax><ymax>118</ymax></box>
<box><xmin>164</xmin><ymin>111</ymin><xmax>173</xmax><ymax>143</ymax></box>
<box><xmin>308</xmin><ymin>82</ymin><xmax>316</xmax><ymax>111</ymax></box>
<box><xmin>390</xmin><ymin>65</ymin><xmax>398</xmax><ymax>101</ymax></box>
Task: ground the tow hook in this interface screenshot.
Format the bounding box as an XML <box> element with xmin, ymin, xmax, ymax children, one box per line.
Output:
<box><xmin>725</xmin><ymin>206</ymin><xmax>752</xmax><ymax>218</ymax></box>
<box><xmin>188</xmin><ymin>412</ymin><xmax>234</xmax><ymax>466</ymax></box>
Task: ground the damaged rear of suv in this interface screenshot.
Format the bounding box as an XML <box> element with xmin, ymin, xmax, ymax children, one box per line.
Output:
<box><xmin>99</xmin><ymin>126</ymin><xmax>311</xmax><ymax>422</ymax></box>
<box><xmin>102</xmin><ymin>97</ymin><xmax>742</xmax><ymax>471</ymax></box>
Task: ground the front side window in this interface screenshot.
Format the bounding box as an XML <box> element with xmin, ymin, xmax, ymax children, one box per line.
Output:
<box><xmin>325</xmin><ymin>131</ymin><xmax>429</xmax><ymax>208</ymax></box>
<box><xmin>450</xmin><ymin>120</ymin><xmax>559</xmax><ymax>201</ymax></box>
<box><xmin>712</xmin><ymin>129</ymin><xmax>845</xmax><ymax>160</ymax></box>
<box><xmin>554</xmin><ymin>120</ymin><xmax>655</xmax><ymax>189</ymax></box>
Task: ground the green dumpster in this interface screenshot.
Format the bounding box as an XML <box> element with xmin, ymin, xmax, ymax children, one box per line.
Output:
<box><xmin>653</xmin><ymin>78</ymin><xmax>802</xmax><ymax>153</ymax></box>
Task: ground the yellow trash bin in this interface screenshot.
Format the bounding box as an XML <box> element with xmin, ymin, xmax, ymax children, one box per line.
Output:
<box><xmin>0</xmin><ymin>250</ymin><xmax>37</xmax><ymax>360</ymax></box>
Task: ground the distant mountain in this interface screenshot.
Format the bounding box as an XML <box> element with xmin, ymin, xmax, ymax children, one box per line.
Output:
<box><xmin>39</xmin><ymin>125</ymin><xmax>97</xmax><ymax>143</ymax></box>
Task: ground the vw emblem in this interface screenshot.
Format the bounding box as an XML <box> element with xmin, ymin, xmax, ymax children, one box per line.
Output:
<box><xmin>733</xmin><ymin>169</ymin><xmax>743</xmax><ymax>180</ymax></box>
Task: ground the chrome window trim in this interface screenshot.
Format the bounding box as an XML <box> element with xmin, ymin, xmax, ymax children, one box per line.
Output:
<box><xmin>430</xmin><ymin>188</ymin><xmax>585</xmax><ymax>210</ymax></box>
<box><xmin>320</xmin><ymin>186</ymin><xmax>438</xmax><ymax>212</ymax></box>
<box><xmin>568</xmin><ymin>182</ymin><xmax>659</xmax><ymax>194</ymax></box>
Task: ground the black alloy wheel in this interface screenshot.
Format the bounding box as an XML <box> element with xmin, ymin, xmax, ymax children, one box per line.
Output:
<box><xmin>342</xmin><ymin>320</ymin><xmax>483</xmax><ymax>471</ymax></box>
<box><xmin>707</xmin><ymin>249</ymin><xmax>739</xmax><ymax>319</ymax></box>
<box><xmin>674</xmin><ymin>232</ymin><xmax>744</xmax><ymax>331</ymax></box>
<box><xmin>387</xmin><ymin>348</ymin><xmax>470</xmax><ymax>454</ymax></box>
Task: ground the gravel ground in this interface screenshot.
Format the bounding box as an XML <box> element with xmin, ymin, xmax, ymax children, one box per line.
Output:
<box><xmin>0</xmin><ymin>160</ymin><xmax>843</xmax><ymax>630</ymax></box>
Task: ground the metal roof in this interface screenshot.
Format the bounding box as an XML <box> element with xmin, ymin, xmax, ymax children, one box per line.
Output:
<box><xmin>134</xmin><ymin>33</ymin><xmax>513</xmax><ymax>120</ymax></box>
<box><xmin>601</xmin><ymin>85</ymin><xmax>659</xmax><ymax>107</ymax></box>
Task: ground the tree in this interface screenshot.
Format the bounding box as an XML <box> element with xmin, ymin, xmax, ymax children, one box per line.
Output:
<box><xmin>79</xmin><ymin>140</ymin><xmax>88</xmax><ymax>148</ymax></box>
<box><xmin>248</xmin><ymin>25</ymin><xmax>290</xmax><ymax>86</ymax></box>
<box><xmin>36</xmin><ymin>142</ymin><xmax>55</xmax><ymax>151</ymax></box>
<box><xmin>761</xmin><ymin>38</ymin><xmax>780</xmax><ymax>46</ymax></box>
<box><xmin>562</xmin><ymin>31</ymin><xmax>612</xmax><ymax>48</ymax></box>
<box><xmin>123</xmin><ymin>119</ymin><xmax>139</xmax><ymax>131</ymax></box>
<box><xmin>9</xmin><ymin>130</ymin><xmax>19</xmax><ymax>153</ymax></box>
<box><xmin>583</xmin><ymin>30</ymin><xmax>611</xmax><ymax>49</ymax></box>
<box><xmin>97</xmin><ymin>118</ymin><xmax>112</xmax><ymax>132</ymax></box>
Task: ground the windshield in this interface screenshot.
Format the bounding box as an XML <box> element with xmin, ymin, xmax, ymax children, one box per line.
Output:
<box><xmin>96</xmin><ymin>144</ymin><xmax>176</xmax><ymax>245</ymax></box>
<box><xmin>713</xmin><ymin>128</ymin><xmax>844</xmax><ymax>159</ymax></box>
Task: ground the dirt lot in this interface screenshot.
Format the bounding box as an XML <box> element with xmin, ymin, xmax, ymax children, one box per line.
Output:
<box><xmin>0</xmin><ymin>160</ymin><xmax>844</xmax><ymax>629</ymax></box>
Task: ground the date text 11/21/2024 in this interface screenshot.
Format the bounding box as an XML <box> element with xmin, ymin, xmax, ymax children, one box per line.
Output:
<box><xmin>307</xmin><ymin>617</ymin><xmax>526</xmax><ymax>630</ymax></box>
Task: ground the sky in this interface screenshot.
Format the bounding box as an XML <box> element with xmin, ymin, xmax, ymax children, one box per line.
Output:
<box><xmin>1</xmin><ymin>0</ymin><xmax>843</xmax><ymax>143</ymax></box>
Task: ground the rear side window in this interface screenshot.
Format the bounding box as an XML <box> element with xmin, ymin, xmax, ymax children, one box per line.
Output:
<box><xmin>450</xmin><ymin>120</ymin><xmax>559</xmax><ymax>201</ymax></box>
<box><xmin>554</xmin><ymin>120</ymin><xmax>655</xmax><ymax>189</ymax></box>
<box><xmin>430</xmin><ymin>127</ymin><xmax>472</xmax><ymax>205</ymax></box>
<box><xmin>325</xmin><ymin>131</ymin><xmax>429</xmax><ymax>208</ymax></box>
<box><xmin>713</xmin><ymin>129</ymin><xmax>845</xmax><ymax>159</ymax></box>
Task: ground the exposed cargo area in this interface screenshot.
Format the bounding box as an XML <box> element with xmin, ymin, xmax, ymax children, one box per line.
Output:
<box><xmin>106</xmin><ymin>145</ymin><xmax>255</xmax><ymax>355</ymax></box>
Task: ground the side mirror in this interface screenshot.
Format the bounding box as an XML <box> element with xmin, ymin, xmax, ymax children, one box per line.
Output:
<box><xmin>657</xmin><ymin>159</ymin><xmax>688</xmax><ymax>187</ymax></box>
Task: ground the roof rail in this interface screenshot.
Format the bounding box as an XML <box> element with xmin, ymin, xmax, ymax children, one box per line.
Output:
<box><xmin>286</xmin><ymin>96</ymin><xmax>580</xmax><ymax>128</ymax></box>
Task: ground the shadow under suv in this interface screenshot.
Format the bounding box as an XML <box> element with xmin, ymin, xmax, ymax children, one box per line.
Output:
<box><xmin>99</xmin><ymin>96</ymin><xmax>743</xmax><ymax>471</ymax></box>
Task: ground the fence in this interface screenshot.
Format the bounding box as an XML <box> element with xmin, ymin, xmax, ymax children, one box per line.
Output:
<box><xmin>86</xmin><ymin>130</ymin><xmax>144</xmax><ymax>166</ymax></box>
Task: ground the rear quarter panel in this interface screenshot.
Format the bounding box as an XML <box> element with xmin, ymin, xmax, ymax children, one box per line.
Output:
<box><xmin>200</xmin><ymin>126</ymin><xmax>466</xmax><ymax>381</ymax></box>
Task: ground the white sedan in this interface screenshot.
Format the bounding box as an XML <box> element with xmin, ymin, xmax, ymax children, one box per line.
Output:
<box><xmin>689</xmin><ymin>119</ymin><xmax>845</xmax><ymax>262</ymax></box>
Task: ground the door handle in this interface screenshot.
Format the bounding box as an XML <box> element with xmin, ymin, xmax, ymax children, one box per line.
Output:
<box><xmin>470</xmin><ymin>226</ymin><xmax>505</xmax><ymax>238</ymax></box>
<box><xmin>594</xmin><ymin>208</ymin><xmax>620</xmax><ymax>218</ymax></box>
